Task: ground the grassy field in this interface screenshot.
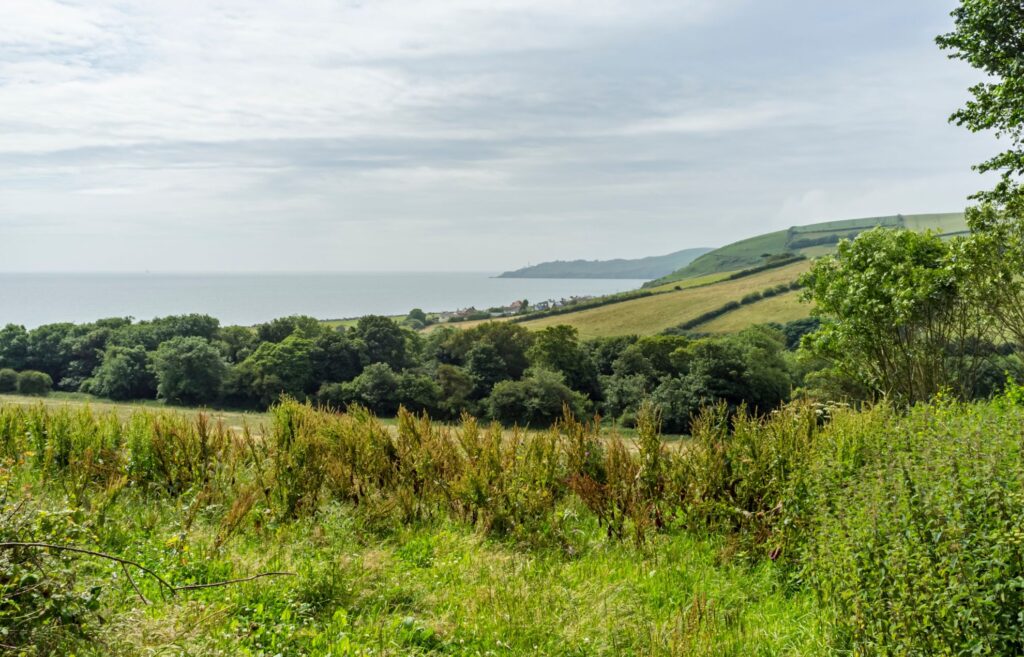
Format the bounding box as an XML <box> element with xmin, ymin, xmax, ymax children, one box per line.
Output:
<box><xmin>901</xmin><ymin>211</ymin><xmax>969</xmax><ymax>233</ymax></box>
<box><xmin>387</xmin><ymin>214</ymin><xmax>966</xmax><ymax>342</ymax></box>
<box><xmin>649</xmin><ymin>229</ymin><xmax>791</xmax><ymax>284</ymax></box>
<box><xmin>517</xmin><ymin>261</ymin><xmax>809</xmax><ymax>338</ymax></box>
<box><xmin>0</xmin><ymin>392</ymin><xmax>270</xmax><ymax>428</ymax></box>
<box><xmin>694</xmin><ymin>291</ymin><xmax>808</xmax><ymax>333</ymax></box>
<box><xmin>0</xmin><ymin>393</ymin><xmax>683</xmax><ymax>444</ymax></box>
<box><xmin>643</xmin><ymin>270</ymin><xmax>738</xmax><ymax>293</ymax></box>
<box><xmin>0</xmin><ymin>399</ymin><xmax>828</xmax><ymax>656</ymax></box>
<box><xmin>9</xmin><ymin>393</ymin><xmax>1024</xmax><ymax>655</ymax></box>
<box><xmin>648</xmin><ymin>212</ymin><xmax>966</xmax><ymax>287</ymax></box>
<box><xmin>323</xmin><ymin>315</ymin><xmax>406</xmax><ymax>330</ymax></box>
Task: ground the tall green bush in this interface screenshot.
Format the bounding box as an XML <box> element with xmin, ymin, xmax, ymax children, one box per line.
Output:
<box><xmin>0</xmin><ymin>368</ymin><xmax>17</xmax><ymax>393</ymax></box>
<box><xmin>16</xmin><ymin>370</ymin><xmax>52</xmax><ymax>396</ymax></box>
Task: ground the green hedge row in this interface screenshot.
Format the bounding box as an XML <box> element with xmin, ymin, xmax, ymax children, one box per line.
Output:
<box><xmin>0</xmin><ymin>368</ymin><xmax>53</xmax><ymax>396</ymax></box>
<box><xmin>509</xmin><ymin>289</ymin><xmax>656</xmax><ymax>323</ymax></box>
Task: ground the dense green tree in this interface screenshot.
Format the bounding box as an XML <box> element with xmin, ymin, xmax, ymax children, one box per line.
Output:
<box><xmin>341</xmin><ymin>363</ymin><xmax>401</xmax><ymax>415</ymax></box>
<box><xmin>632</xmin><ymin>335</ymin><xmax>691</xmax><ymax>377</ymax></box>
<box><xmin>934</xmin><ymin>2</ymin><xmax>1024</xmax><ymax>353</ymax></box>
<box><xmin>16</xmin><ymin>370</ymin><xmax>53</xmax><ymax>396</ymax></box>
<box><xmin>684</xmin><ymin>339</ymin><xmax>750</xmax><ymax>406</ymax></box>
<box><xmin>423</xmin><ymin>325</ymin><xmax>463</xmax><ymax>365</ymax></box>
<box><xmin>938</xmin><ymin>1</ymin><xmax>1024</xmax><ymax>202</ymax></box>
<box><xmin>24</xmin><ymin>323</ymin><xmax>80</xmax><ymax>385</ymax></box>
<box><xmin>611</xmin><ymin>345</ymin><xmax>656</xmax><ymax>380</ymax></box>
<box><xmin>428</xmin><ymin>322</ymin><xmax>534</xmax><ymax>380</ymax></box>
<box><xmin>61</xmin><ymin>327</ymin><xmax>113</xmax><ymax>390</ymax></box>
<box><xmin>434</xmin><ymin>364</ymin><xmax>474</xmax><ymax>419</ymax></box>
<box><xmin>109</xmin><ymin>314</ymin><xmax>220</xmax><ymax>350</ymax></box>
<box><xmin>600</xmin><ymin>373</ymin><xmax>649</xmax><ymax>422</ymax></box>
<box><xmin>0</xmin><ymin>368</ymin><xmax>17</xmax><ymax>393</ymax></box>
<box><xmin>152</xmin><ymin>337</ymin><xmax>227</xmax><ymax>405</ymax></box>
<box><xmin>800</xmin><ymin>228</ymin><xmax>989</xmax><ymax>402</ymax></box>
<box><xmin>216</xmin><ymin>325</ymin><xmax>259</xmax><ymax>364</ymax></box>
<box><xmin>255</xmin><ymin>315</ymin><xmax>323</xmax><ymax>343</ymax></box>
<box><xmin>585</xmin><ymin>335</ymin><xmax>638</xmax><ymax>376</ymax></box>
<box><xmin>465</xmin><ymin>342</ymin><xmax>508</xmax><ymax>399</ymax></box>
<box><xmin>0</xmin><ymin>324</ymin><xmax>29</xmax><ymax>371</ymax></box>
<box><xmin>487</xmin><ymin>368</ymin><xmax>589</xmax><ymax>427</ymax></box>
<box><xmin>396</xmin><ymin>372</ymin><xmax>442</xmax><ymax>415</ymax></box>
<box><xmin>406</xmin><ymin>308</ymin><xmax>428</xmax><ymax>325</ymax></box>
<box><xmin>468</xmin><ymin>323</ymin><xmax>534</xmax><ymax>380</ymax></box>
<box><xmin>781</xmin><ymin>317</ymin><xmax>820</xmax><ymax>350</ymax></box>
<box><xmin>312</xmin><ymin>330</ymin><xmax>362</xmax><ymax>383</ymax></box>
<box><xmin>353</xmin><ymin>316</ymin><xmax>409</xmax><ymax>370</ymax></box>
<box><xmin>650</xmin><ymin>376</ymin><xmax>705</xmax><ymax>434</ymax></box>
<box><xmin>731</xmin><ymin>326</ymin><xmax>793</xmax><ymax>411</ymax></box>
<box><xmin>88</xmin><ymin>345</ymin><xmax>156</xmax><ymax>400</ymax></box>
<box><xmin>528</xmin><ymin>325</ymin><xmax>599</xmax><ymax>397</ymax></box>
<box><xmin>235</xmin><ymin>335</ymin><xmax>318</xmax><ymax>406</ymax></box>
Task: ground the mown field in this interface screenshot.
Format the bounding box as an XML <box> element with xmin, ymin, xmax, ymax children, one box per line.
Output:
<box><xmin>693</xmin><ymin>291</ymin><xmax>807</xmax><ymax>334</ymax></box>
<box><xmin>517</xmin><ymin>261</ymin><xmax>809</xmax><ymax>339</ymax></box>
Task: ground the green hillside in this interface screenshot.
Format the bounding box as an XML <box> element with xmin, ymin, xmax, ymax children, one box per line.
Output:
<box><xmin>645</xmin><ymin>212</ymin><xmax>966</xmax><ymax>287</ymax></box>
<box><xmin>517</xmin><ymin>260</ymin><xmax>810</xmax><ymax>339</ymax></box>
<box><xmin>694</xmin><ymin>290</ymin><xmax>807</xmax><ymax>334</ymax></box>
<box><xmin>498</xmin><ymin>247</ymin><xmax>712</xmax><ymax>279</ymax></box>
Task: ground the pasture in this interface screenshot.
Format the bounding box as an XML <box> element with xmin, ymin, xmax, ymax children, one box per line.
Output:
<box><xmin>693</xmin><ymin>291</ymin><xmax>808</xmax><ymax>333</ymax></box>
<box><xmin>517</xmin><ymin>261</ymin><xmax>809</xmax><ymax>338</ymax></box>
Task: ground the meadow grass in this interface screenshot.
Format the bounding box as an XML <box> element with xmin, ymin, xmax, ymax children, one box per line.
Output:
<box><xmin>7</xmin><ymin>394</ymin><xmax>1024</xmax><ymax>656</ymax></box>
<box><xmin>692</xmin><ymin>291</ymin><xmax>808</xmax><ymax>334</ymax></box>
<box><xmin>0</xmin><ymin>392</ymin><xmax>270</xmax><ymax>428</ymax></box>
<box><xmin>642</xmin><ymin>270</ymin><xmax>738</xmax><ymax>294</ymax></box>
<box><xmin>900</xmin><ymin>211</ymin><xmax>968</xmax><ymax>233</ymax></box>
<box><xmin>0</xmin><ymin>399</ymin><xmax>822</xmax><ymax>655</ymax></box>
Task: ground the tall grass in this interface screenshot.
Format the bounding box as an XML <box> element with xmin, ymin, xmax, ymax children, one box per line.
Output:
<box><xmin>5</xmin><ymin>393</ymin><xmax>1024</xmax><ymax>654</ymax></box>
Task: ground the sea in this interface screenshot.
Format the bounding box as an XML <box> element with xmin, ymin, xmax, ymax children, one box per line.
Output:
<box><xmin>0</xmin><ymin>272</ymin><xmax>648</xmax><ymax>328</ymax></box>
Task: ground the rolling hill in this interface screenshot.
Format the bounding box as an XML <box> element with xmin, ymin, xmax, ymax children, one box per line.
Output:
<box><xmin>516</xmin><ymin>260</ymin><xmax>810</xmax><ymax>339</ymax></box>
<box><xmin>498</xmin><ymin>247</ymin><xmax>712</xmax><ymax>279</ymax></box>
<box><xmin>644</xmin><ymin>212</ymin><xmax>966</xmax><ymax>287</ymax></box>
<box><xmin>440</xmin><ymin>211</ymin><xmax>968</xmax><ymax>339</ymax></box>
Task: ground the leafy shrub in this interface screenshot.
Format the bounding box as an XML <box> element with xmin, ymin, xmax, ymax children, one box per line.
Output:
<box><xmin>151</xmin><ymin>336</ymin><xmax>226</xmax><ymax>405</ymax></box>
<box><xmin>0</xmin><ymin>499</ymin><xmax>102</xmax><ymax>653</ymax></box>
<box><xmin>798</xmin><ymin>401</ymin><xmax>1024</xmax><ymax>654</ymax></box>
<box><xmin>88</xmin><ymin>345</ymin><xmax>155</xmax><ymax>400</ymax></box>
<box><xmin>16</xmin><ymin>370</ymin><xmax>53</xmax><ymax>396</ymax></box>
<box><xmin>487</xmin><ymin>369</ymin><xmax>589</xmax><ymax>427</ymax></box>
<box><xmin>319</xmin><ymin>363</ymin><xmax>400</xmax><ymax>415</ymax></box>
<box><xmin>0</xmin><ymin>368</ymin><xmax>16</xmax><ymax>393</ymax></box>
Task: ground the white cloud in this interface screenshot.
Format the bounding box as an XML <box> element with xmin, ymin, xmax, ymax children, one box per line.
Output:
<box><xmin>0</xmin><ymin>0</ymin><xmax>1002</xmax><ymax>272</ymax></box>
<box><xmin>0</xmin><ymin>0</ymin><xmax>736</xmax><ymax>153</ymax></box>
<box><xmin>616</xmin><ymin>101</ymin><xmax>814</xmax><ymax>136</ymax></box>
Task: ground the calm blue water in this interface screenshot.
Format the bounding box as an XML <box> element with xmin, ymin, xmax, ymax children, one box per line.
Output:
<box><xmin>0</xmin><ymin>273</ymin><xmax>647</xmax><ymax>328</ymax></box>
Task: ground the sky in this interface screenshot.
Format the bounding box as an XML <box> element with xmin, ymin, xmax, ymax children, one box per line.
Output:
<box><xmin>0</xmin><ymin>0</ymin><xmax>1001</xmax><ymax>272</ymax></box>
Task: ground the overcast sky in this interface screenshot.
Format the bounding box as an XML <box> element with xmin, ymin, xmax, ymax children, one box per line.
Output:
<box><xmin>0</xmin><ymin>0</ymin><xmax>999</xmax><ymax>272</ymax></box>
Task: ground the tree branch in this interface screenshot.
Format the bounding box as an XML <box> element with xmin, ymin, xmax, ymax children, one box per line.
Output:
<box><xmin>0</xmin><ymin>542</ymin><xmax>296</xmax><ymax>598</ymax></box>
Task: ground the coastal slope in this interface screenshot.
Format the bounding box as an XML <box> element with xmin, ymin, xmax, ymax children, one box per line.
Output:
<box><xmin>498</xmin><ymin>247</ymin><xmax>712</xmax><ymax>280</ymax></box>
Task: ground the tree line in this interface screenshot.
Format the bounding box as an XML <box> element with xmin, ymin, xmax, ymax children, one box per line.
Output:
<box><xmin>0</xmin><ymin>310</ymin><xmax>825</xmax><ymax>431</ymax></box>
